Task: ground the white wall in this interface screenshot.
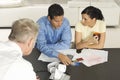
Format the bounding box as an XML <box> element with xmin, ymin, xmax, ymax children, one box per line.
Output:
<box><xmin>115</xmin><ymin>0</ymin><xmax>120</xmax><ymax>6</ymax></box>
<box><xmin>0</xmin><ymin>0</ymin><xmax>120</xmax><ymax>48</ymax></box>
<box><xmin>0</xmin><ymin>29</ymin><xmax>10</xmax><ymax>42</ymax></box>
<box><xmin>114</xmin><ymin>0</ymin><xmax>120</xmax><ymax>27</ymax></box>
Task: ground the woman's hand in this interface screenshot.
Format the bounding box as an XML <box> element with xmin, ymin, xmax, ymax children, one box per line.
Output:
<box><xmin>87</xmin><ymin>36</ymin><xmax>98</xmax><ymax>44</ymax></box>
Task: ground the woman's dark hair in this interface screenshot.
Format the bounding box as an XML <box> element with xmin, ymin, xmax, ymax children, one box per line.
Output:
<box><xmin>81</xmin><ymin>6</ymin><xmax>104</xmax><ymax>20</ymax></box>
<box><xmin>48</xmin><ymin>3</ymin><xmax>64</xmax><ymax>19</ymax></box>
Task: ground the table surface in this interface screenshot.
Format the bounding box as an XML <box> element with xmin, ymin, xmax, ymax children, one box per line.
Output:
<box><xmin>68</xmin><ymin>48</ymin><xmax>120</xmax><ymax>80</ymax></box>
<box><xmin>23</xmin><ymin>48</ymin><xmax>120</xmax><ymax>80</ymax></box>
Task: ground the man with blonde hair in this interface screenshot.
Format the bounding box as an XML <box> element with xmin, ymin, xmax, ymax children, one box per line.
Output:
<box><xmin>0</xmin><ymin>18</ymin><xmax>39</xmax><ymax>80</ymax></box>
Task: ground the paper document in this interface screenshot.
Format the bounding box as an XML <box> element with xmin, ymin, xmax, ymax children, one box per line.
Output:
<box><xmin>73</xmin><ymin>49</ymin><xmax>108</xmax><ymax>67</ymax></box>
<box><xmin>38</xmin><ymin>49</ymin><xmax>77</xmax><ymax>62</ymax></box>
<box><xmin>38</xmin><ymin>49</ymin><xmax>108</xmax><ymax>67</ymax></box>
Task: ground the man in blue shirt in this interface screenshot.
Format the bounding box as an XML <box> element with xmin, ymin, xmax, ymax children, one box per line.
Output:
<box><xmin>36</xmin><ymin>3</ymin><xmax>72</xmax><ymax>65</ymax></box>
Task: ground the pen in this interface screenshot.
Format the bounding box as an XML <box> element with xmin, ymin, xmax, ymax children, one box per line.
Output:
<box><xmin>71</xmin><ymin>58</ymin><xmax>84</xmax><ymax>66</ymax></box>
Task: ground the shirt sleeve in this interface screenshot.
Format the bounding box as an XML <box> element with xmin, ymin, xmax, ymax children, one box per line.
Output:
<box><xmin>75</xmin><ymin>22</ymin><xmax>82</xmax><ymax>32</ymax></box>
<box><xmin>99</xmin><ymin>21</ymin><xmax>106</xmax><ymax>33</ymax></box>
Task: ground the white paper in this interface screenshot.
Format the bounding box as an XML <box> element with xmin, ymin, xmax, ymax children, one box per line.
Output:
<box><xmin>38</xmin><ymin>49</ymin><xmax>108</xmax><ymax>67</ymax></box>
<box><xmin>38</xmin><ymin>53</ymin><xmax>60</xmax><ymax>62</ymax></box>
<box><xmin>54</xmin><ymin>69</ymin><xmax>64</xmax><ymax>80</ymax></box>
<box><xmin>47</xmin><ymin>62</ymin><xmax>67</xmax><ymax>80</ymax></box>
<box><xmin>38</xmin><ymin>49</ymin><xmax>77</xmax><ymax>62</ymax></box>
<box><xmin>73</xmin><ymin>49</ymin><xmax>108</xmax><ymax>67</ymax></box>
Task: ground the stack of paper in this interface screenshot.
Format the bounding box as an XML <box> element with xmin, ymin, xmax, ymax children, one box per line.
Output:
<box><xmin>38</xmin><ymin>49</ymin><xmax>77</xmax><ymax>62</ymax></box>
<box><xmin>73</xmin><ymin>49</ymin><xmax>108</xmax><ymax>67</ymax></box>
<box><xmin>38</xmin><ymin>49</ymin><xmax>108</xmax><ymax>67</ymax></box>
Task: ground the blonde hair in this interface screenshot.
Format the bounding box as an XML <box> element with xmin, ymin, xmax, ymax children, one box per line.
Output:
<box><xmin>9</xmin><ymin>18</ymin><xmax>38</xmax><ymax>43</ymax></box>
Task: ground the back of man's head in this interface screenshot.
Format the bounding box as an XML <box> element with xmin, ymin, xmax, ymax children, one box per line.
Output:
<box><xmin>48</xmin><ymin>3</ymin><xmax>64</xmax><ymax>19</ymax></box>
<box><xmin>9</xmin><ymin>18</ymin><xmax>38</xmax><ymax>43</ymax></box>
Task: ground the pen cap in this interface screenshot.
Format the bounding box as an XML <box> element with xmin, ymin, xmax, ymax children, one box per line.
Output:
<box><xmin>71</xmin><ymin>62</ymin><xmax>80</xmax><ymax>66</ymax></box>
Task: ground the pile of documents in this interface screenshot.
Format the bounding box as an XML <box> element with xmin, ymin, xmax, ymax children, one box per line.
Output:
<box><xmin>73</xmin><ymin>49</ymin><xmax>108</xmax><ymax>67</ymax></box>
<box><xmin>38</xmin><ymin>49</ymin><xmax>108</xmax><ymax>67</ymax></box>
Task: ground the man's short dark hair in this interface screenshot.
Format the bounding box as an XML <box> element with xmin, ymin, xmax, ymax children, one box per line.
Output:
<box><xmin>48</xmin><ymin>3</ymin><xmax>64</xmax><ymax>19</ymax></box>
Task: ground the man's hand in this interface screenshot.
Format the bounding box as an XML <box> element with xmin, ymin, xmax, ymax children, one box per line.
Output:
<box><xmin>58</xmin><ymin>53</ymin><xmax>72</xmax><ymax>65</ymax></box>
